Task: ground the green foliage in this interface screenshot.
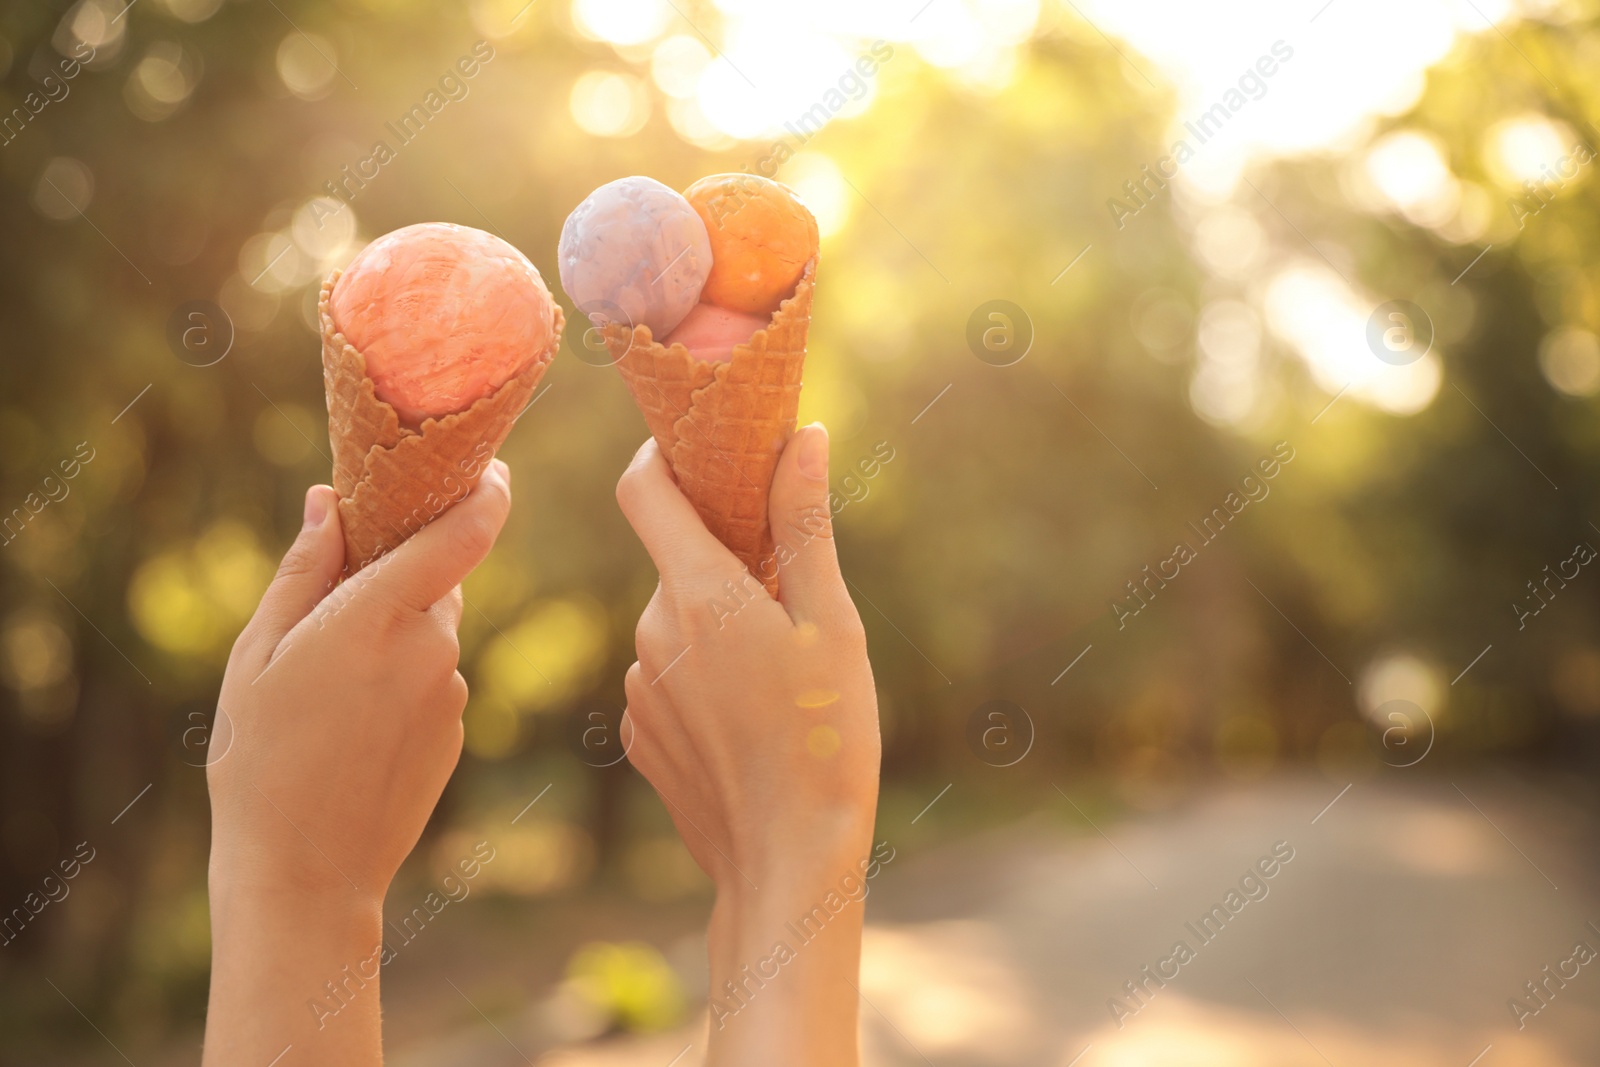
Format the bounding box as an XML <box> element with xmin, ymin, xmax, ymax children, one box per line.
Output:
<box><xmin>2</xmin><ymin>0</ymin><xmax>1598</xmax><ymax>1053</ymax></box>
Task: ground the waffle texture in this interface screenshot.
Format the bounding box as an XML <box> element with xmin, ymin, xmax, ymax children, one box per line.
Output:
<box><xmin>319</xmin><ymin>269</ymin><xmax>562</xmax><ymax>574</ymax></box>
<box><xmin>603</xmin><ymin>258</ymin><xmax>815</xmax><ymax>595</ymax></box>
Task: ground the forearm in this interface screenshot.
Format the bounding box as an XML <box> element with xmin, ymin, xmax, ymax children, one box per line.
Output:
<box><xmin>704</xmin><ymin>847</ymin><xmax>870</xmax><ymax>1066</ymax></box>
<box><xmin>203</xmin><ymin>875</ymin><xmax>387</xmax><ymax>1067</ymax></box>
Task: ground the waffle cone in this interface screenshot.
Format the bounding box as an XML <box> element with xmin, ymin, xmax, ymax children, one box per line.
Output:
<box><xmin>319</xmin><ymin>270</ymin><xmax>562</xmax><ymax>574</ymax></box>
<box><xmin>603</xmin><ymin>258</ymin><xmax>815</xmax><ymax>595</ymax></box>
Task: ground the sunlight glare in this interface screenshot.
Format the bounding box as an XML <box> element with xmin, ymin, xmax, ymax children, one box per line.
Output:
<box><xmin>571</xmin><ymin>0</ymin><xmax>673</xmax><ymax>46</ymax></box>
<box><xmin>1365</xmin><ymin>131</ymin><xmax>1459</xmax><ymax>229</ymax></box>
<box><xmin>1484</xmin><ymin>114</ymin><xmax>1574</xmax><ymax>186</ymax></box>
<box><xmin>698</xmin><ymin>20</ymin><xmax>854</xmax><ymax>139</ymax></box>
<box><xmin>1264</xmin><ymin>262</ymin><xmax>1441</xmax><ymax>417</ymax></box>
<box><xmin>780</xmin><ymin>152</ymin><xmax>849</xmax><ymax>239</ymax></box>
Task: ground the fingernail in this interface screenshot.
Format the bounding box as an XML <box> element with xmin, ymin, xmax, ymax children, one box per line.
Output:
<box><xmin>303</xmin><ymin>487</ymin><xmax>329</xmax><ymax>528</ymax></box>
<box><xmin>798</xmin><ymin>423</ymin><xmax>828</xmax><ymax>480</ymax></box>
<box><xmin>487</xmin><ymin>458</ymin><xmax>509</xmax><ymax>485</ymax></box>
<box><xmin>626</xmin><ymin>437</ymin><xmax>657</xmax><ymax>474</ymax></box>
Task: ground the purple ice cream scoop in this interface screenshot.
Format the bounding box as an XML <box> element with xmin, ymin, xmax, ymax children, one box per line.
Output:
<box><xmin>558</xmin><ymin>176</ymin><xmax>712</xmax><ymax>341</ymax></box>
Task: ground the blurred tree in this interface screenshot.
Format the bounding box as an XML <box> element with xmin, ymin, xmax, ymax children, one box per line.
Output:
<box><xmin>1</xmin><ymin>0</ymin><xmax>1598</xmax><ymax>1057</ymax></box>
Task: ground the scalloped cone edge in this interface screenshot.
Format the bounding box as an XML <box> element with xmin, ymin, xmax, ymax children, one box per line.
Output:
<box><xmin>602</xmin><ymin>257</ymin><xmax>816</xmax><ymax>596</ymax></box>
<box><xmin>319</xmin><ymin>269</ymin><xmax>563</xmax><ymax>575</ymax></box>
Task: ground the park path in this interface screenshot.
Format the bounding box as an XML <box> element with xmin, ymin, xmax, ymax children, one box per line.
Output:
<box><xmin>388</xmin><ymin>773</ymin><xmax>1600</xmax><ymax>1067</ymax></box>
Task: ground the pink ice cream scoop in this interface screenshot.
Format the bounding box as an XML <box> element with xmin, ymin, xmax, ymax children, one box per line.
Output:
<box><xmin>330</xmin><ymin>222</ymin><xmax>556</xmax><ymax>426</ymax></box>
<box><xmin>557</xmin><ymin>176</ymin><xmax>711</xmax><ymax>340</ymax></box>
<box><xmin>663</xmin><ymin>302</ymin><xmax>770</xmax><ymax>364</ymax></box>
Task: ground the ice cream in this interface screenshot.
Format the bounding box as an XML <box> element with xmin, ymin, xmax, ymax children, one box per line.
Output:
<box><xmin>664</xmin><ymin>301</ymin><xmax>771</xmax><ymax>364</ymax></box>
<box><xmin>684</xmin><ymin>174</ymin><xmax>818</xmax><ymax>316</ymax></box>
<box><xmin>329</xmin><ymin>222</ymin><xmax>557</xmax><ymax>427</ymax></box>
<box><xmin>558</xmin><ymin>171</ymin><xmax>819</xmax><ymax>594</ymax></box>
<box><xmin>320</xmin><ymin>222</ymin><xmax>562</xmax><ymax>573</ymax></box>
<box><xmin>558</xmin><ymin>176</ymin><xmax>711</xmax><ymax>340</ymax></box>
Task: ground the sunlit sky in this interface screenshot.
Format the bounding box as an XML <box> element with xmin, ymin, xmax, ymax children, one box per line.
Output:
<box><xmin>1062</xmin><ymin>0</ymin><xmax>1565</xmax><ymax>419</ymax></box>
<box><xmin>37</xmin><ymin>0</ymin><xmax>1576</xmax><ymax>420</ymax></box>
<box><xmin>79</xmin><ymin>0</ymin><xmax>1578</xmax><ymax>424</ymax></box>
<box><xmin>553</xmin><ymin>0</ymin><xmax>1581</xmax><ymax>423</ymax></box>
<box><xmin>564</xmin><ymin>0</ymin><xmax>1536</xmax><ymax>162</ymax></box>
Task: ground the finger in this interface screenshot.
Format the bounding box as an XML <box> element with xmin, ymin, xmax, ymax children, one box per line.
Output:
<box><xmin>615</xmin><ymin>438</ymin><xmax>736</xmax><ymax>587</ymax></box>
<box><xmin>620</xmin><ymin>670</ymin><xmax>683</xmax><ymax>790</ymax></box>
<box><xmin>445</xmin><ymin>671</ymin><xmax>469</xmax><ymax>720</ymax></box>
<box><xmin>365</xmin><ymin>459</ymin><xmax>512</xmax><ymax>615</ymax></box>
<box><xmin>239</xmin><ymin>485</ymin><xmax>346</xmax><ymax>660</ymax></box>
<box><xmin>767</xmin><ymin>423</ymin><xmax>848</xmax><ymax>621</ymax></box>
<box><xmin>418</xmin><ymin>592</ymin><xmax>464</xmax><ymax>656</ymax></box>
<box><xmin>434</xmin><ymin>585</ymin><xmax>465</xmax><ymax>631</ymax></box>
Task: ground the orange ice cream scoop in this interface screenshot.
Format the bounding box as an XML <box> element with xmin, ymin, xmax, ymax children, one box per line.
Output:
<box><xmin>684</xmin><ymin>174</ymin><xmax>818</xmax><ymax>317</ymax></box>
<box><xmin>663</xmin><ymin>301</ymin><xmax>770</xmax><ymax>363</ymax></box>
<box><xmin>330</xmin><ymin>222</ymin><xmax>556</xmax><ymax>427</ymax></box>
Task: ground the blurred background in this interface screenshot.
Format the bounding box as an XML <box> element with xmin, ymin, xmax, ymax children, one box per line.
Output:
<box><xmin>4</xmin><ymin>0</ymin><xmax>1600</xmax><ymax>1062</ymax></box>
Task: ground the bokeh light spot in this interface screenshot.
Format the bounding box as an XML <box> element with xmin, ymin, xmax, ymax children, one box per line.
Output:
<box><xmin>277</xmin><ymin>32</ymin><xmax>338</xmax><ymax>101</ymax></box>
<box><xmin>0</xmin><ymin>609</ymin><xmax>73</xmax><ymax>692</ymax></box>
<box><xmin>650</xmin><ymin>35</ymin><xmax>710</xmax><ymax>98</ymax></box>
<box><xmin>1539</xmin><ymin>326</ymin><xmax>1600</xmax><ymax>397</ymax></box>
<box><xmin>156</xmin><ymin>0</ymin><xmax>224</xmax><ymax>22</ymax></box>
<box><xmin>125</xmin><ymin>42</ymin><xmax>197</xmax><ymax>122</ymax></box>
<box><xmin>33</xmin><ymin>158</ymin><xmax>93</xmax><ymax>221</ymax></box>
<box><xmin>479</xmin><ymin>598</ymin><xmax>609</xmax><ymax>711</ymax></box>
<box><xmin>569</xmin><ymin>70</ymin><xmax>650</xmax><ymax>137</ymax></box>
<box><xmin>1365</xmin><ymin>130</ymin><xmax>1459</xmax><ymax>228</ymax></box>
<box><xmin>1359</xmin><ymin>652</ymin><xmax>1443</xmax><ymax>723</ymax></box>
<box><xmin>1484</xmin><ymin>114</ymin><xmax>1572</xmax><ymax>186</ymax></box>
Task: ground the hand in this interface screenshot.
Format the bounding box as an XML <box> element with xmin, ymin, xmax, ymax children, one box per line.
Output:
<box><xmin>616</xmin><ymin>426</ymin><xmax>880</xmax><ymax>893</ymax></box>
<box><xmin>202</xmin><ymin>461</ymin><xmax>511</xmax><ymax>1067</ymax></box>
<box><xmin>616</xmin><ymin>426</ymin><xmax>880</xmax><ymax>1066</ymax></box>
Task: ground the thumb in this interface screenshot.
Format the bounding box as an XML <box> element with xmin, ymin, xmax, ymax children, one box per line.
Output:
<box><xmin>767</xmin><ymin>423</ymin><xmax>847</xmax><ymax>621</ymax></box>
<box><xmin>615</xmin><ymin>437</ymin><xmax>735</xmax><ymax>589</ymax></box>
<box><xmin>240</xmin><ymin>485</ymin><xmax>346</xmax><ymax>660</ymax></box>
<box><xmin>363</xmin><ymin>459</ymin><xmax>512</xmax><ymax>615</ymax></box>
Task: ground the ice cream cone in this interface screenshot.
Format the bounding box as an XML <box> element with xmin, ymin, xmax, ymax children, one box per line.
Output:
<box><xmin>319</xmin><ymin>270</ymin><xmax>563</xmax><ymax>574</ymax></box>
<box><xmin>604</xmin><ymin>257</ymin><xmax>815</xmax><ymax>595</ymax></box>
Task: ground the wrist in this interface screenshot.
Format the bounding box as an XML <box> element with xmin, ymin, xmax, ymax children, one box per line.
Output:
<box><xmin>209</xmin><ymin>852</ymin><xmax>388</xmax><ymax>979</ymax></box>
<box><xmin>709</xmin><ymin>825</ymin><xmax>878</xmax><ymax>975</ymax></box>
<box><xmin>704</xmin><ymin>838</ymin><xmax>872</xmax><ymax>1067</ymax></box>
<box><xmin>210</xmin><ymin>869</ymin><xmax>384</xmax><ymax>932</ymax></box>
<box><xmin>205</xmin><ymin>860</ymin><xmax>387</xmax><ymax>1067</ymax></box>
<box><xmin>728</xmin><ymin>804</ymin><xmax>875</xmax><ymax>896</ymax></box>
<box><xmin>208</xmin><ymin>830</ymin><xmax>388</xmax><ymax>918</ymax></box>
